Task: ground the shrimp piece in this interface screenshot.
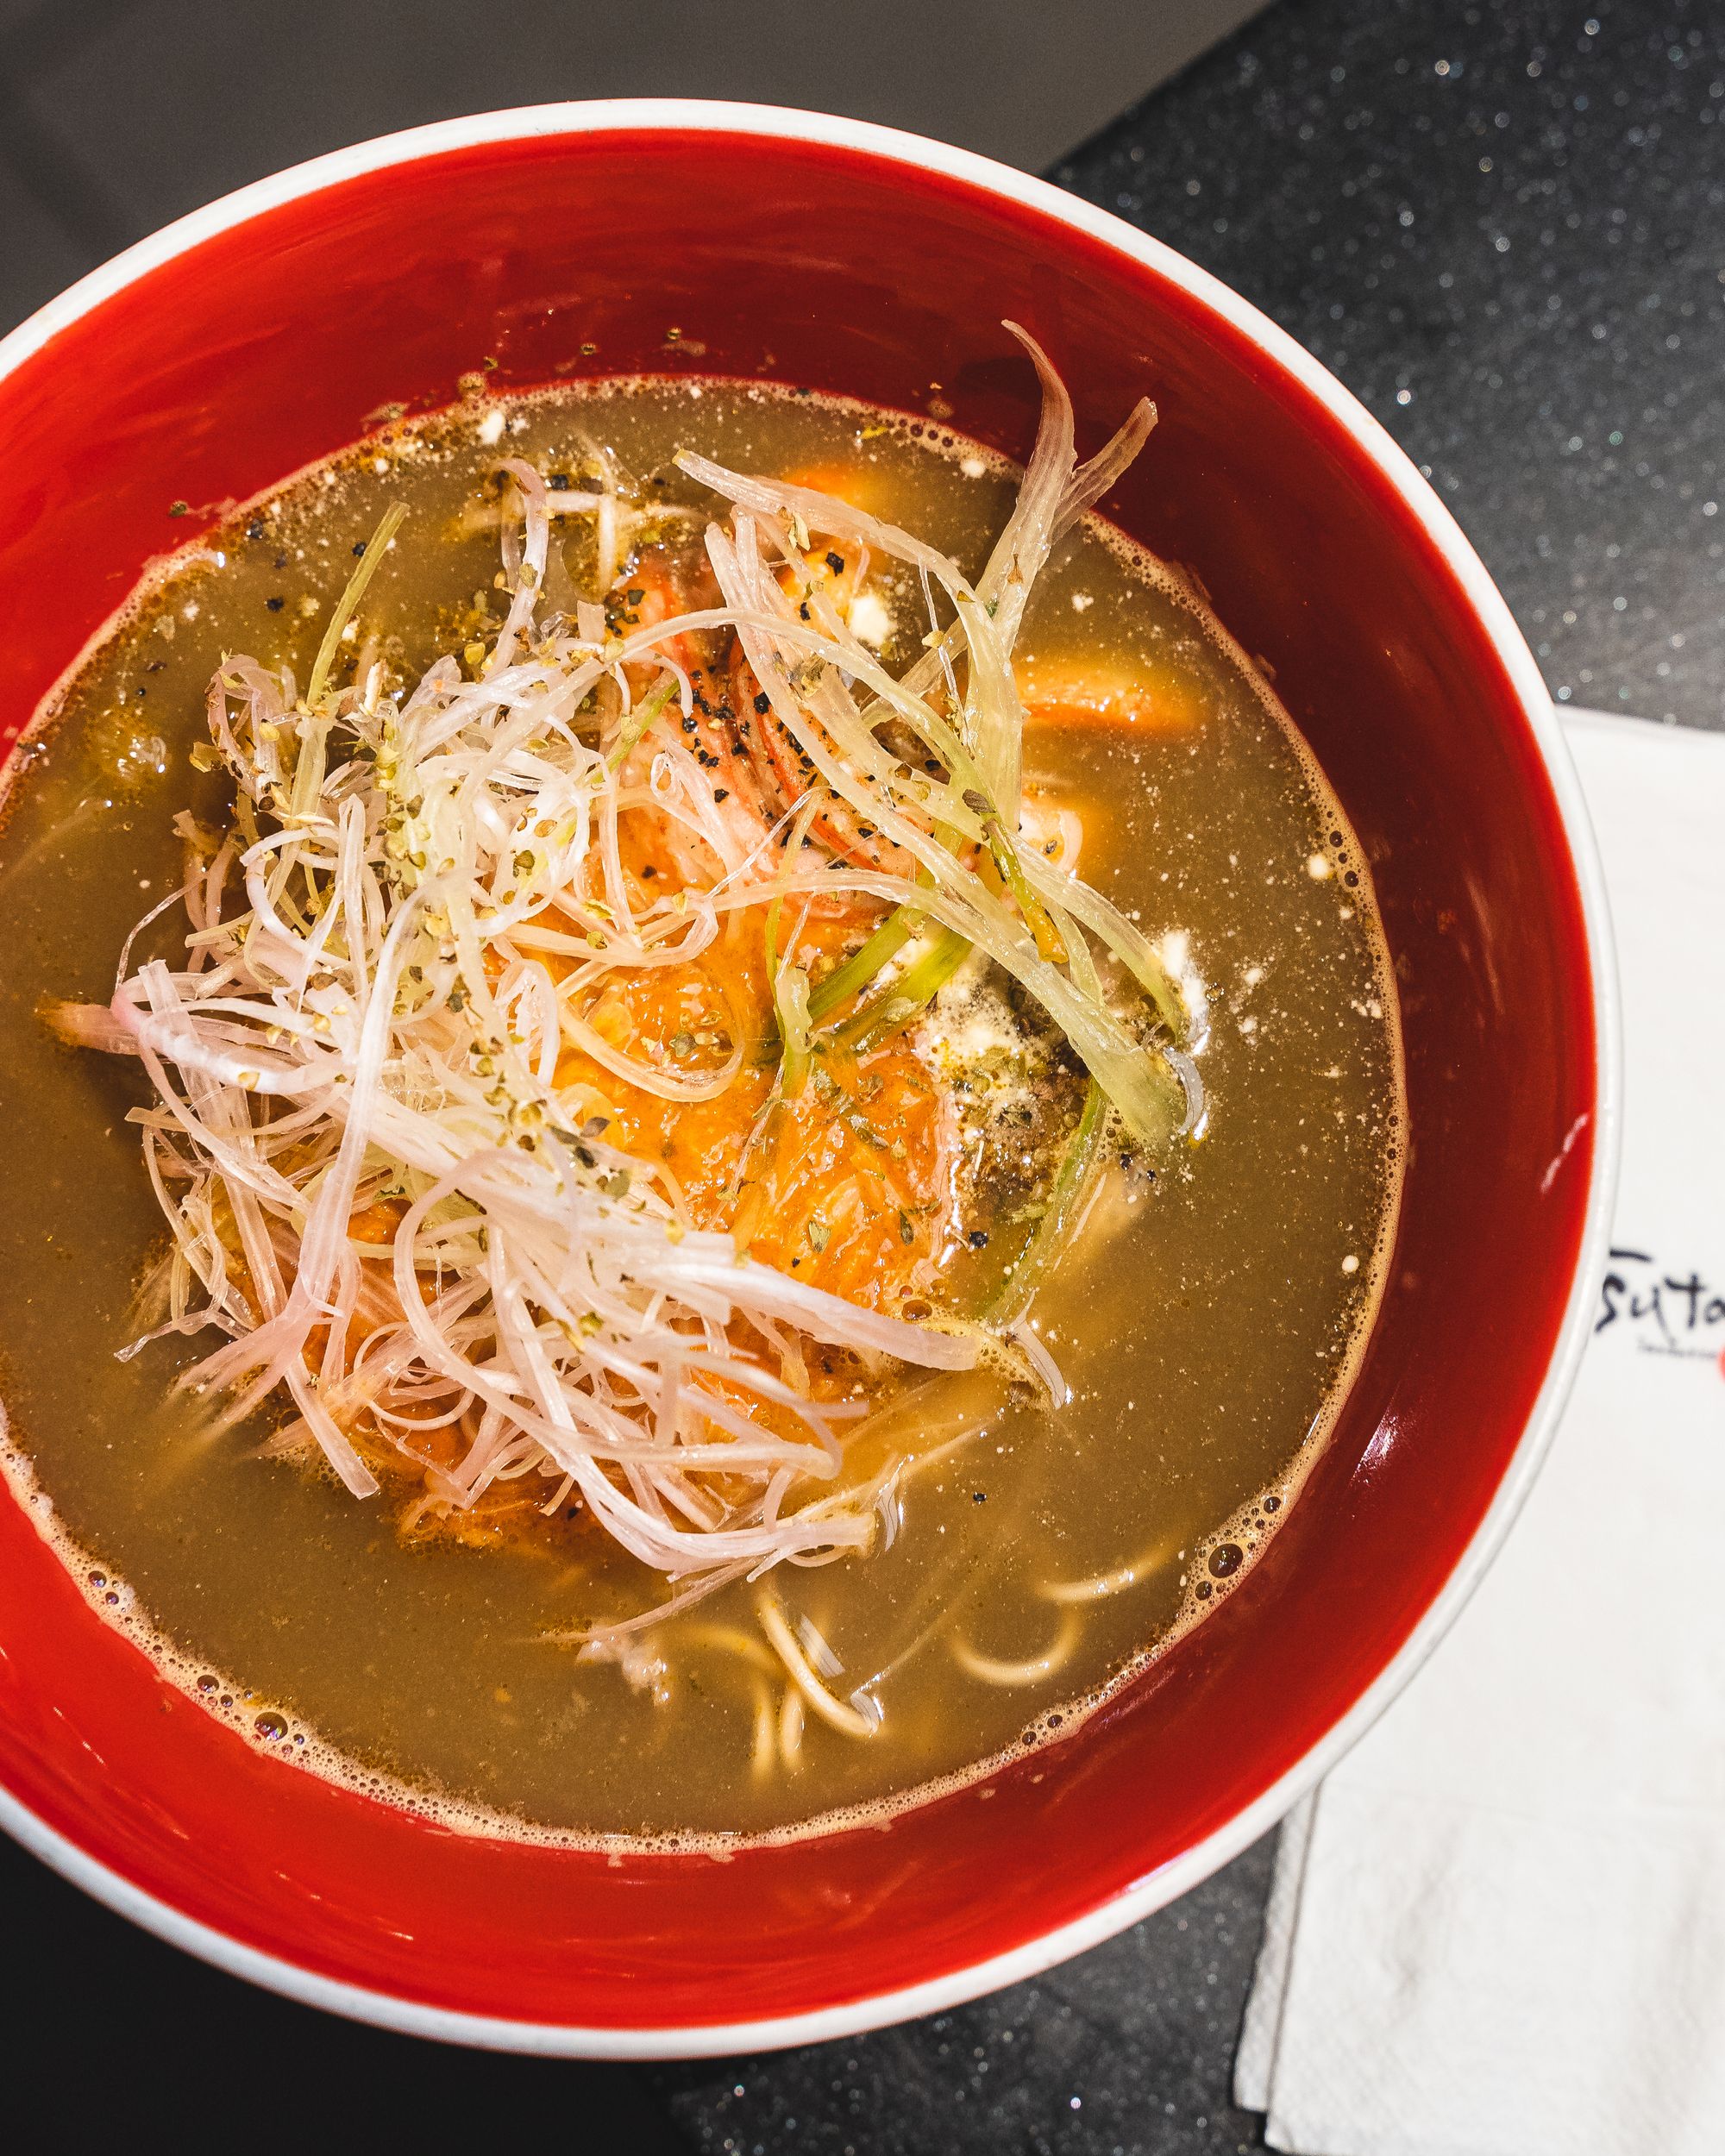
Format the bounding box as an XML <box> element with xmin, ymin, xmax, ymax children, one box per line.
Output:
<box><xmin>623</xmin><ymin>540</ymin><xmax>914</xmax><ymax>876</ymax></box>
<box><xmin>778</xmin><ymin>461</ymin><xmax>898</xmax><ymax>521</ymax></box>
<box><xmin>616</xmin><ymin>548</ymin><xmax>782</xmax><ymax>849</ymax></box>
<box><xmin>746</xmin><ymin>1055</ymin><xmax>957</xmax><ymax>1309</ymax></box>
<box><xmin>1015</xmin><ymin>655</ymin><xmax>1202</xmax><ymax>736</ymax></box>
<box><xmin>728</xmin><ymin>642</ymin><xmax>918</xmax><ymax>878</ymax></box>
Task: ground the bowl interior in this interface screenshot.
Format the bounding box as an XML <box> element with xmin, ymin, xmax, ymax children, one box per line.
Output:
<box><xmin>0</xmin><ymin>115</ymin><xmax>1597</xmax><ymax>2041</ymax></box>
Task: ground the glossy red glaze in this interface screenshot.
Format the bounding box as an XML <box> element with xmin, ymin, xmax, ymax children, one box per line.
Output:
<box><xmin>0</xmin><ymin>114</ymin><xmax>1599</xmax><ymax>2043</ymax></box>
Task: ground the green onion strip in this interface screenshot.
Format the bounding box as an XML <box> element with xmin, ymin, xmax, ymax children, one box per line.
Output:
<box><xmin>307</xmin><ymin>503</ymin><xmax>406</xmax><ymax>708</ymax></box>
<box><xmin>986</xmin><ymin>1081</ymin><xmax>1109</xmax><ymax>1326</ymax></box>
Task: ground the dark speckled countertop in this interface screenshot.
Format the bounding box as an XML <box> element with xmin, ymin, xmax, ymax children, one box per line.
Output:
<box><xmin>1054</xmin><ymin>0</ymin><xmax>1725</xmax><ymax>739</ymax></box>
<box><xmin>1</xmin><ymin>3</ymin><xmax>1718</xmax><ymax>2150</ymax></box>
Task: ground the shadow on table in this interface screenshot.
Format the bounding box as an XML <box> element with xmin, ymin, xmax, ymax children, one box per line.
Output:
<box><xmin>0</xmin><ymin>1833</ymin><xmax>687</xmax><ymax>2146</ymax></box>
<box><xmin>2</xmin><ymin>1817</ymin><xmax>1276</xmax><ymax>2150</ymax></box>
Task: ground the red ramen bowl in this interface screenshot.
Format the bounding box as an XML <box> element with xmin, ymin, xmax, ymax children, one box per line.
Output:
<box><xmin>0</xmin><ymin>103</ymin><xmax>1615</xmax><ymax>2053</ymax></box>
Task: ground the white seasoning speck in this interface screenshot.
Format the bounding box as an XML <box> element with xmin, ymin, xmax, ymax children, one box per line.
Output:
<box><xmin>476</xmin><ymin>409</ymin><xmax>505</xmax><ymax>446</ymax></box>
<box><xmin>1070</xmin><ymin>591</ymin><xmax>1094</xmax><ymax>612</ymax></box>
<box><xmin>848</xmin><ymin>592</ymin><xmax>893</xmax><ymax>649</ymax></box>
<box><xmin>1307</xmin><ymin>851</ymin><xmax>1333</xmax><ymax>880</ymax></box>
<box><xmin>1342</xmin><ymin>1253</ymin><xmax>1359</xmax><ymax>1274</ymax></box>
<box><xmin>959</xmin><ymin>454</ymin><xmax>987</xmax><ymax>478</ymax></box>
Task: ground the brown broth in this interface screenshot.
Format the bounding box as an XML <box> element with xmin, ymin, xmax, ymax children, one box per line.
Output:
<box><xmin>0</xmin><ymin>380</ymin><xmax>1401</xmax><ymax>1841</ymax></box>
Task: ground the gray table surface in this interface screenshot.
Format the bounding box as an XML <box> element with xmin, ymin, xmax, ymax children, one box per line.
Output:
<box><xmin>1</xmin><ymin>1</ymin><xmax>1718</xmax><ymax>2148</ymax></box>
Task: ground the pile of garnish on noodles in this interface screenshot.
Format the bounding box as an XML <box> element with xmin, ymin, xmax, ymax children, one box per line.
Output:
<box><xmin>52</xmin><ymin>328</ymin><xmax>1203</xmax><ymax>1697</ymax></box>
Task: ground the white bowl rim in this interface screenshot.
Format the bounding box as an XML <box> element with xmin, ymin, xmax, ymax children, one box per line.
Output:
<box><xmin>0</xmin><ymin>95</ymin><xmax>1622</xmax><ymax>2060</ymax></box>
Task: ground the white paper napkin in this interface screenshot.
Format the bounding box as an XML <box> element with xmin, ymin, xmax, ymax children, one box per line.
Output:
<box><xmin>1236</xmin><ymin>708</ymin><xmax>1725</xmax><ymax>2156</ymax></box>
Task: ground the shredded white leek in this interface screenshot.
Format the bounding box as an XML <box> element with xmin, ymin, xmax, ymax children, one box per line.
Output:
<box><xmin>60</xmin><ymin>328</ymin><xmax>1200</xmax><ymax>1622</ymax></box>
